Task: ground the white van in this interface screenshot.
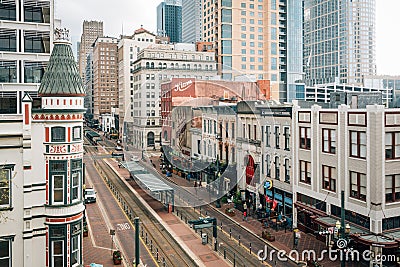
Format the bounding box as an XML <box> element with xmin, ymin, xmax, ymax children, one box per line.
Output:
<box><xmin>84</xmin><ymin>188</ymin><xmax>97</xmax><ymax>203</ymax></box>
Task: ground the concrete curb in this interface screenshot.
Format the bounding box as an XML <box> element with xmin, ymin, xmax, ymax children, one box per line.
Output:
<box><xmin>105</xmin><ymin>160</ymin><xmax>206</xmax><ymax>267</ymax></box>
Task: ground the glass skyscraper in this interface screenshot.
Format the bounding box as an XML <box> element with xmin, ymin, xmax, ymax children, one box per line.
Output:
<box><xmin>157</xmin><ymin>0</ymin><xmax>182</xmax><ymax>43</ymax></box>
<box><xmin>182</xmin><ymin>0</ymin><xmax>202</xmax><ymax>43</ymax></box>
<box><xmin>304</xmin><ymin>0</ymin><xmax>376</xmax><ymax>86</ymax></box>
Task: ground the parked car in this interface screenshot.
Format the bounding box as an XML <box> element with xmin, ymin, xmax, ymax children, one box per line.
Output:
<box><xmin>84</xmin><ymin>188</ymin><xmax>97</xmax><ymax>204</ymax></box>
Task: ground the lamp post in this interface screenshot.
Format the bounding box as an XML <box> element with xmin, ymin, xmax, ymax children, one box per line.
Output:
<box><xmin>335</xmin><ymin>190</ymin><xmax>351</xmax><ymax>267</ymax></box>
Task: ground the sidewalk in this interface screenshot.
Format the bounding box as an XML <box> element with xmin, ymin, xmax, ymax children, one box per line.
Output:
<box><xmin>106</xmin><ymin>158</ymin><xmax>230</xmax><ymax>267</ymax></box>
<box><xmin>147</xmin><ymin>155</ymin><xmax>360</xmax><ymax>267</ymax></box>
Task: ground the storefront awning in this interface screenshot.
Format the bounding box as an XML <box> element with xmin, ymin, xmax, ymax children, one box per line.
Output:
<box><xmin>353</xmin><ymin>234</ymin><xmax>399</xmax><ymax>248</ymax></box>
<box><xmin>314</xmin><ymin>216</ymin><xmax>369</xmax><ymax>235</ymax></box>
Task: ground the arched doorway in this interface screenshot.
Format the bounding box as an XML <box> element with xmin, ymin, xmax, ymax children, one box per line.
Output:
<box><xmin>147</xmin><ymin>132</ymin><xmax>155</xmax><ymax>147</ymax></box>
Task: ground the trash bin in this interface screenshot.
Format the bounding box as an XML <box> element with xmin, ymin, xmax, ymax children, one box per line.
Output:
<box><xmin>201</xmin><ymin>233</ymin><xmax>208</xmax><ymax>245</ymax></box>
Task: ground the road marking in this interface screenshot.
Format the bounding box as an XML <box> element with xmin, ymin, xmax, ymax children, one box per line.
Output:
<box><xmin>96</xmin><ymin>158</ymin><xmax>160</xmax><ymax>267</ymax></box>
<box><xmin>116</xmin><ymin>223</ymin><xmax>131</xmax><ymax>231</ymax></box>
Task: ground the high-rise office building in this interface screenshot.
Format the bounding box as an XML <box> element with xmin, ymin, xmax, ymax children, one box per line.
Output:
<box><xmin>157</xmin><ymin>0</ymin><xmax>182</xmax><ymax>43</ymax></box>
<box><xmin>92</xmin><ymin>36</ymin><xmax>118</xmax><ymax>120</ymax></box>
<box><xmin>304</xmin><ymin>0</ymin><xmax>376</xmax><ymax>86</ymax></box>
<box><xmin>182</xmin><ymin>0</ymin><xmax>201</xmax><ymax>43</ymax></box>
<box><xmin>201</xmin><ymin>0</ymin><xmax>303</xmax><ymax>101</ymax></box>
<box><xmin>0</xmin><ymin>0</ymin><xmax>55</xmax><ymax>114</ymax></box>
<box><xmin>78</xmin><ymin>20</ymin><xmax>103</xmax><ymax>81</ymax></box>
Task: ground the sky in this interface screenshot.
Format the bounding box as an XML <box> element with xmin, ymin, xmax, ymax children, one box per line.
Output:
<box><xmin>57</xmin><ymin>0</ymin><xmax>400</xmax><ymax>76</ymax></box>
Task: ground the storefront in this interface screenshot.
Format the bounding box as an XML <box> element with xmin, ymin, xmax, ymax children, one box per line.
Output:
<box><xmin>264</xmin><ymin>182</ymin><xmax>293</xmax><ymax>220</ymax></box>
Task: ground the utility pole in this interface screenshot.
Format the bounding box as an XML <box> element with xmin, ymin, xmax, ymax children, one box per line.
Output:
<box><xmin>134</xmin><ymin>217</ymin><xmax>140</xmax><ymax>266</ymax></box>
<box><xmin>341</xmin><ymin>190</ymin><xmax>345</xmax><ymax>267</ymax></box>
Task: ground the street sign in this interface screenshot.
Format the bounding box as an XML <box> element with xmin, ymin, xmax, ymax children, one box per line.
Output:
<box><xmin>328</xmin><ymin>227</ymin><xmax>334</xmax><ymax>234</ymax></box>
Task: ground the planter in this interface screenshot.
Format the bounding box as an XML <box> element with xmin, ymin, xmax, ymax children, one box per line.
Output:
<box><xmin>113</xmin><ymin>250</ymin><xmax>122</xmax><ymax>265</ymax></box>
<box><xmin>262</xmin><ymin>231</ymin><xmax>275</xmax><ymax>242</ymax></box>
<box><xmin>225</xmin><ymin>208</ymin><xmax>235</xmax><ymax>217</ymax></box>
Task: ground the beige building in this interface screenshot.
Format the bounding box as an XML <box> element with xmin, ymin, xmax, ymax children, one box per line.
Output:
<box><xmin>202</xmin><ymin>0</ymin><xmax>280</xmax><ymax>99</ymax></box>
<box><xmin>78</xmin><ymin>20</ymin><xmax>103</xmax><ymax>80</ymax></box>
<box><xmin>117</xmin><ymin>28</ymin><xmax>157</xmax><ymax>133</ymax></box>
<box><xmin>127</xmin><ymin>44</ymin><xmax>216</xmax><ymax>150</ymax></box>
<box><xmin>292</xmin><ymin>101</ymin><xmax>400</xmax><ymax>263</ymax></box>
<box><xmin>92</xmin><ymin>36</ymin><xmax>118</xmax><ymax>120</ymax></box>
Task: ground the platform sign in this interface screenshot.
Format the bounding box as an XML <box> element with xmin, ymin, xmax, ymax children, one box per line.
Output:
<box><xmin>193</xmin><ymin>222</ymin><xmax>213</xmax><ymax>229</ymax></box>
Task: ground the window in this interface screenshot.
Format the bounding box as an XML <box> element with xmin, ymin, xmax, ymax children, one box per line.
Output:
<box><xmin>71</xmin><ymin>159</ymin><xmax>81</xmax><ymax>203</ymax></box>
<box><xmin>322</xmin><ymin>165</ymin><xmax>336</xmax><ymax>192</ymax></box>
<box><xmin>24</xmin><ymin>31</ymin><xmax>50</xmax><ymax>53</ymax></box>
<box><xmin>299</xmin><ymin>160</ymin><xmax>311</xmax><ymax>184</ymax></box>
<box><xmin>51</xmin><ymin>127</ymin><xmax>65</xmax><ymax>142</ymax></box>
<box><xmin>0</xmin><ymin>238</ymin><xmax>11</xmax><ymax>266</ymax></box>
<box><xmin>284</xmin><ymin>159</ymin><xmax>290</xmax><ymax>183</ymax></box>
<box><xmin>24</xmin><ymin>4</ymin><xmax>50</xmax><ymax>23</ymax></box>
<box><xmin>0</xmin><ymin>29</ymin><xmax>17</xmax><ymax>52</ymax></box>
<box><xmin>231</xmin><ymin>123</ymin><xmax>235</xmax><ymax>138</ymax></box>
<box><xmin>385</xmin><ymin>132</ymin><xmax>400</xmax><ymax>159</ymax></box>
<box><xmin>254</xmin><ymin>125</ymin><xmax>257</xmax><ymax>140</ymax></box>
<box><xmin>0</xmin><ymin>2</ymin><xmax>16</xmax><ymax>21</ymax></box>
<box><xmin>225</xmin><ymin>122</ymin><xmax>229</xmax><ymax>138</ymax></box>
<box><xmin>350</xmin><ymin>131</ymin><xmax>366</xmax><ymax>158</ymax></box>
<box><xmin>274</xmin><ymin>156</ymin><xmax>280</xmax><ymax>180</ymax></box>
<box><xmin>385</xmin><ymin>174</ymin><xmax>400</xmax><ymax>203</ymax></box>
<box><xmin>0</xmin><ymin>166</ymin><xmax>13</xmax><ymax>208</ymax></box>
<box><xmin>322</xmin><ymin>129</ymin><xmax>336</xmax><ymax>154</ymax></box>
<box><xmin>50</xmin><ymin>161</ymin><xmax>66</xmax><ymax>204</ymax></box>
<box><xmin>350</xmin><ymin>172</ymin><xmax>366</xmax><ymax>201</ymax></box>
<box><xmin>284</xmin><ymin>127</ymin><xmax>290</xmax><ymax>150</ymax></box>
<box><xmin>52</xmin><ymin>239</ymin><xmax>64</xmax><ymax>267</ymax></box>
<box><xmin>24</xmin><ymin>61</ymin><xmax>46</xmax><ymax>83</ymax></box>
<box><xmin>72</xmin><ymin>126</ymin><xmax>81</xmax><ymax>141</ymax></box>
<box><xmin>265</xmin><ymin>126</ymin><xmax>270</xmax><ymax>147</ymax></box>
<box><xmin>274</xmin><ymin>126</ymin><xmax>280</xmax><ymax>149</ymax></box>
<box><xmin>299</xmin><ymin>127</ymin><xmax>311</xmax><ymax>149</ymax></box>
<box><xmin>71</xmin><ymin>235</ymin><xmax>80</xmax><ymax>266</ymax></box>
<box><xmin>266</xmin><ymin>154</ymin><xmax>271</xmax><ymax>177</ymax></box>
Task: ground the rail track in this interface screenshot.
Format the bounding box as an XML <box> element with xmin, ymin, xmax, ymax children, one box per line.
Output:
<box><xmin>84</xmin><ymin>138</ymin><xmax>198</xmax><ymax>267</ymax></box>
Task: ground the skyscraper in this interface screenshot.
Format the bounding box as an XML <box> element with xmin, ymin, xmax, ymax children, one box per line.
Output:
<box><xmin>92</xmin><ymin>36</ymin><xmax>118</xmax><ymax>120</ymax></box>
<box><xmin>182</xmin><ymin>0</ymin><xmax>202</xmax><ymax>43</ymax></box>
<box><xmin>201</xmin><ymin>0</ymin><xmax>303</xmax><ymax>101</ymax></box>
<box><xmin>157</xmin><ymin>0</ymin><xmax>182</xmax><ymax>43</ymax></box>
<box><xmin>304</xmin><ymin>0</ymin><xmax>376</xmax><ymax>86</ymax></box>
<box><xmin>78</xmin><ymin>20</ymin><xmax>103</xmax><ymax>81</ymax></box>
<box><xmin>0</xmin><ymin>0</ymin><xmax>54</xmax><ymax>114</ymax></box>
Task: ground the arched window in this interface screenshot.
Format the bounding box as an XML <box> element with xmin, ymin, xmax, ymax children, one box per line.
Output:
<box><xmin>150</xmin><ymin>62</ymin><xmax>154</xmax><ymax>69</ymax></box>
<box><xmin>205</xmin><ymin>65</ymin><xmax>208</xmax><ymax>70</ymax></box>
<box><xmin>147</xmin><ymin>132</ymin><xmax>155</xmax><ymax>146</ymax></box>
<box><xmin>170</xmin><ymin>63</ymin><xmax>174</xmax><ymax>69</ymax></box>
<box><xmin>146</xmin><ymin>62</ymin><xmax>150</xmax><ymax>68</ymax></box>
<box><xmin>198</xmin><ymin>64</ymin><xmax>202</xmax><ymax>70</ymax></box>
<box><xmin>187</xmin><ymin>64</ymin><xmax>190</xmax><ymax>70</ymax></box>
<box><xmin>163</xmin><ymin>63</ymin><xmax>167</xmax><ymax>69</ymax></box>
<box><xmin>175</xmin><ymin>63</ymin><xmax>179</xmax><ymax>69</ymax></box>
<box><xmin>158</xmin><ymin>62</ymin><xmax>163</xmax><ymax>68</ymax></box>
<box><xmin>164</xmin><ymin>131</ymin><xmax>168</xmax><ymax>141</ymax></box>
<box><xmin>194</xmin><ymin>64</ymin><xmax>197</xmax><ymax>70</ymax></box>
<box><xmin>182</xmin><ymin>64</ymin><xmax>186</xmax><ymax>69</ymax></box>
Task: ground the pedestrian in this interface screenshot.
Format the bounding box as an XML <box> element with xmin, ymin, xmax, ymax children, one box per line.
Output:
<box><xmin>243</xmin><ymin>210</ymin><xmax>247</xmax><ymax>221</ymax></box>
<box><xmin>243</xmin><ymin>202</ymin><xmax>247</xmax><ymax>213</ymax></box>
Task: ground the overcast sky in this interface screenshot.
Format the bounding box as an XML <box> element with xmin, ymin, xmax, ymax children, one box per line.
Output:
<box><xmin>56</xmin><ymin>0</ymin><xmax>400</xmax><ymax>75</ymax></box>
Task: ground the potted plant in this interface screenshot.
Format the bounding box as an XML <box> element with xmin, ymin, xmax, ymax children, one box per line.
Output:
<box><xmin>225</xmin><ymin>208</ymin><xmax>235</xmax><ymax>217</ymax></box>
<box><xmin>83</xmin><ymin>225</ymin><xmax>88</xmax><ymax>237</ymax></box>
<box><xmin>262</xmin><ymin>230</ymin><xmax>275</xmax><ymax>242</ymax></box>
<box><xmin>113</xmin><ymin>250</ymin><xmax>122</xmax><ymax>265</ymax></box>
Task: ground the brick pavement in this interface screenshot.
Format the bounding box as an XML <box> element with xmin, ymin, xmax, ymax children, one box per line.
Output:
<box><xmin>147</xmin><ymin>156</ymin><xmax>364</xmax><ymax>267</ymax></box>
<box><xmin>105</xmin><ymin>158</ymin><xmax>230</xmax><ymax>267</ymax></box>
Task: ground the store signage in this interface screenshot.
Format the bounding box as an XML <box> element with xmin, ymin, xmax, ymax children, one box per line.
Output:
<box><xmin>264</xmin><ymin>180</ymin><xmax>273</xmax><ymax>190</ymax></box>
<box><xmin>173</xmin><ymin>80</ymin><xmax>193</xmax><ymax>92</ymax></box>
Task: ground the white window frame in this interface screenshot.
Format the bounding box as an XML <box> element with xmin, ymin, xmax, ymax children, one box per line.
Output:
<box><xmin>0</xmin><ymin>168</ymin><xmax>11</xmax><ymax>208</ymax></box>
<box><xmin>71</xmin><ymin>172</ymin><xmax>80</xmax><ymax>202</ymax></box>
<box><xmin>71</xmin><ymin>235</ymin><xmax>80</xmax><ymax>266</ymax></box>
<box><xmin>52</xmin><ymin>175</ymin><xmax>64</xmax><ymax>204</ymax></box>
<box><xmin>51</xmin><ymin>240</ymin><xmax>64</xmax><ymax>267</ymax></box>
